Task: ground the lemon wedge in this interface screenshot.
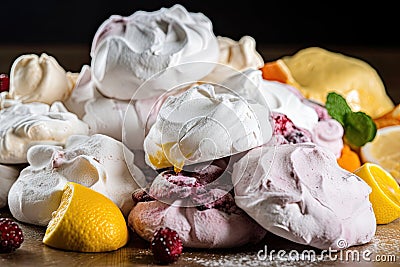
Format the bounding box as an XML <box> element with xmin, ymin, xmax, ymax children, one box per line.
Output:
<box><xmin>360</xmin><ymin>125</ymin><xmax>400</xmax><ymax>182</ymax></box>
<box><xmin>43</xmin><ymin>182</ymin><xmax>129</xmax><ymax>252</ymax></box>
<box><xmin>354</xmin><ymin>163</ymin><xmax>400</xmax><ymax>224</ymax></box>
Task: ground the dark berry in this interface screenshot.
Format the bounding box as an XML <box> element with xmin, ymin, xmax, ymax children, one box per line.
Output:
<box><xmin>0</xmin><ymin>74</ymin><xmax>10</xmax><ymax>92</ymax></box>
<box><xmin>285</xmin><ymin>130</ymin><xmax>312</xmax><ymax>144</ymax></box>
<box><xmin>131</xmin><ymin>188</ymin><xmax>154</xmax><ymax>203</ymax></box>
<box><xmin>0</xmin><ymin>218</ymin><xmax>24</xmax><ymax>253</ymax></box>
<box><xmin>196</xmin><ymin>191</ymin><xmax>239</xmax><ymax>214</ymax></box>
<box><xmin>150</xmin><ymin>227</ymin><xmax>183</xmax><ymax>264</ymax></box>
<box><xmin>272</xmin><ymin>112</ymin><xmax>312</xmax><ymax>144</ymax></box>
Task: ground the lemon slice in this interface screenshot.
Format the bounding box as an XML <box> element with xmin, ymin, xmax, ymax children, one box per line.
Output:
<box><xmin>43</xmin><ymin>182</ymin><xmax>129</xmax><ymax>252</ymax></box>
<box><xmin>354</xmin><ymin>163</ymin><xmax>400</xmax><ymax>224</ymax></box>
<box><xmin>360</xmin><ymin>125</ymin><xmax>400</xmax><ymax>182</ymax></box>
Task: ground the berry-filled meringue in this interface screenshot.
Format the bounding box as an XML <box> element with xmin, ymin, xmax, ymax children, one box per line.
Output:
<box><xmin>0</xmin><ymin>164</ymin><xmax>20</xmax><ymax>208</ymax></box>
<box><xmin>232</xmin><ymin>143</ymin><xmax>376</xmax><ymax>250</ymax></box>
<box><xmin>224</xmin><ymin>69</ymin><xmax>344</xmax><ymax>157</ymax></box>
<box><xmin>9</xmin><ymin>53</ymin><xmax>78</xmax><ymax>105</ymax></box>
<box><xmin>128</xmin><ymin>165</ymin><xmax>267</xmax><ymax>248</ymax></box>
<box><xmin>143</xmin><ymin>82</ymin><xmax>273</xmax><ymax>171</ymax></box>
<box><xmin>8</xmin><ymin>134</ymin><xmax>145</xmax><ymax>226</ymax></box>
<box><xmin>90</xmin><ymin>4</ymin><xmax>219</xmax><ymax>100</ymax></box>
<box><xmin>0</xmin><ymin>101</ymin><xmax>89</xmax><ymax>164</ymax></box>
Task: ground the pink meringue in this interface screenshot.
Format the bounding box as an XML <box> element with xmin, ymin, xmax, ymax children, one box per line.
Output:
<box><xmin>232</xmin><ymin>142</ymin><xmax>376</xmax><ymax>250</ymax></box>
<box><xmin>128</xmin><ymin>165</ymin><xmax>267</xmax><ymax>248</ymax></box>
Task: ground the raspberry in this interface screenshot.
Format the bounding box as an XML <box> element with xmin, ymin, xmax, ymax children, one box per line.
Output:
<box><xmin>150</xmin><ymin>227</ymin><xmax>183</xmax><ymax>264</ymax></box>
<box><xmin>0</xmin><ymin>74</ymin><xmax>10</xmax><ymax>92</ymax></box>
<box><xmin>0</xmin><ymin>218</ymin><xmax>24</xmax><ymax>253</ymax></box>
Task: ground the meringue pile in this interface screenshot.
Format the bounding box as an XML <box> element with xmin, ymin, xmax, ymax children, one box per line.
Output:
<box><xmin>1</xmin><ymin>4</ymin><xmax>388</xmax><ymax>251</ymax></box>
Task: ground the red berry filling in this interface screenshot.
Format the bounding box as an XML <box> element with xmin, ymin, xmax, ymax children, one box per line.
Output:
<box><xmin>272</xmin><ymin>112</ymin><xmax>311</xmax><ymax>144</ymax></box>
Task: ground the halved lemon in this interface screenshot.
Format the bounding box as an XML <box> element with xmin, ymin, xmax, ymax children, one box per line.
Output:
<box><xmin>354</xmin><ymin>163</ymin><xmax>400</xmax><ymax>224</ymax></box>
<box><xmin>360</xmin><ymin>125</ymin><xmax>400</xmax><ymax>183</ymax></box>
<box><xmin>43</xmin><ymin>182</ymin><xmax>129</xmax><ymax>252</ymax></box>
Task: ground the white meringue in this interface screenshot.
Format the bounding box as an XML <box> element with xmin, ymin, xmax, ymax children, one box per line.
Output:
<box><xmin>144</xmin><ymin>83</ymin><xmax>273</xmax><ymax>170</ymax></box>
<box><xmin>8</xmin><ymin>134</ymin><xmax>145</xmax><ymax>226</ymax></box>
<box><xmin>91</xmin><ymin>4</ymin><xmax>219</xmax><ymax>100</ymax></box>
<box><xmin>0</xmin><ymin>91</ymin><xmax>20</xmax><ymax>110</ymax></box>
<box><xmin>0</xmin><ymin>164</ymin><xmax>20</xmax><ymax>208</ymax></box>
<box><xmin>64</xmin><ymin>65</ymin><xmax>169</xmax><ymax>151</ymax></box>
<box><xmin>232</xmin><ymin>143</ymin><xmax>376</xmax><ymax>250</ymax></box>
<box><xmin>202</xmin><ymin>35</ymin><xmax>264</xmax><ymax>83</ymax></box>
<box><xmin>9</xmin><ymin>53</ymin><xmax>78</xmax><ymax>104</ymax></box>
<box><xmin>223</xmin><ymin>69</ymin><xmax>319</xmax><ymax>133</ymax></box>
<box><xmin>63</xmin><ymin>65</ymin><xmax>95</xmax><ymax>119</ymax></box>
<box><xmin>0</xmin><ymin>101</ymin><xmax>89</xmax><ymax>164</ymax></box>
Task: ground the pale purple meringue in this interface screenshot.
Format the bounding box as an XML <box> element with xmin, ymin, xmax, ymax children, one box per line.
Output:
<box><xmin>232</xmin><ymin>143</ymin><xmax>376</xmax><ymax>250</ymax></box>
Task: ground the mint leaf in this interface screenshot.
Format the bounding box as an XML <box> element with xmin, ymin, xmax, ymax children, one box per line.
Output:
<box><xmin>325</xmin><ymin>92</ymin><xmax>377</xmax><ymax>147</ymax></box>
<box><xmin>325</xmin><ymin>92</ymin><xmax>352</xmax><ymax>125</ymax></box>
<box><xmin>343</xmin><ymin>111</ymin><xmax>377</xmax><ymax>147</ymax></box>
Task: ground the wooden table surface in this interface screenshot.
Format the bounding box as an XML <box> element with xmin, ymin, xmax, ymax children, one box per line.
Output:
<box><xmin>1</xmin><ymin>44</ymin><xmax>400</xmax><ymax>266</ymax></box>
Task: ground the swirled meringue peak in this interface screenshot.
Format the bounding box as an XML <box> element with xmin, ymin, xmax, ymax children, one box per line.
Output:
<box><xmin>224</xmin><ymin>69</ymin><xmax>319</xmax><ymax>133</ymax></box>
<box><xmin>232</xmin><ymin>143</ymin><xmax>376</xmax><ymax>250</ymax></box>
<box><xmin>65</xmin><ymin>65</ymin><xmax>175</xmax><ymax>152</ymax></box>
<box><xmin>8</xmin><ymin>134</ymin><xmax>145</xmax><ymax>226</ymax></box>
<box><xmin>312</xmin><ymin>119</ymin><xmax>344</xmax><ymax>158</ymax></box>
<box><xmin>0</xmin><ymin>102</ymin><xmax>89</xmax><ymax>164</ymax></box>
<box><xmin>202</xmin><ymin>35</ymin><xmax>264</xmax><ymax>83</ymax></box>
<box><xmin>9</xmin><ymin>53</ymin><xmax>78</xmax><ymax>104</ymax></box>
<box><xmin>91</xmin><ymin>4</ymin><xmax>219</xmax><ymax>100</ymax></box>
<box><xmin>143</xmin><ymin>80</ymin><xmax>273</xmax><ymax>171</ymax></box>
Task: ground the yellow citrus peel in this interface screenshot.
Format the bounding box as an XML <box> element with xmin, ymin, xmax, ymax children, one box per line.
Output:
<box><xmin>354</xmin><ymin>163</ymin><xmax>400</xmax><ymax>224</ymax></box>
<box><xmin>43</xmin><ymin>182</ymin><xmax>129</xmax><ymax>252</ymax></box>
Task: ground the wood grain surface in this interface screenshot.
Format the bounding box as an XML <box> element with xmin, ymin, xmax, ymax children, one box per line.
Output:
<box><xmin>1</xmin><ymin>206</ymin><xmax>399</xmax><ymax>266</ymax></box>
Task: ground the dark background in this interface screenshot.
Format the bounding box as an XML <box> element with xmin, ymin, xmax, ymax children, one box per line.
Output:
<box><xmin>1</xmin><ymin>0</ymin><xmax>398</xmax><ymax>48</ymax></box>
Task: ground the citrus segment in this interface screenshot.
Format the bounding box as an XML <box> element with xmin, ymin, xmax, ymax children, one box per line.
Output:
<box><xmin>260</xmin><ymin>60</ymin><xmax>289</xmax><ymax>83</ymax></box>
<box><xmin>337</xmin><ymin>144</ymin><xmax>361</xmax><ymax>172</ymax></box>
<box><xmin>374</xmin><ymin>104</ymin><xmax>400</xmax><ymax>128</ymax></box>
<box><xmin>43</xmin><ymin>182</ymin><xmax>129</xmax><ymax>252</ymax></box>
<box><xmin>354</xmin><ymin>163</ymin><xmax>400</xmax><ymax>224</ymax></box>
<box><xmin>360</xmin><ymin>125</ymin><xmax>400</xmax><ymax>182</ymax></box>
<box><xmin>260</xmin><ymin>59</ymin><xmax>300</xmax><ymax>88</ymax></box>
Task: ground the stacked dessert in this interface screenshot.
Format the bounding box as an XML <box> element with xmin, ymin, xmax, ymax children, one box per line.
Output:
<box><xmin>1</xmin><ymin>3</ymin><xmax>399</xmax><ymax>265</ymax></box>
